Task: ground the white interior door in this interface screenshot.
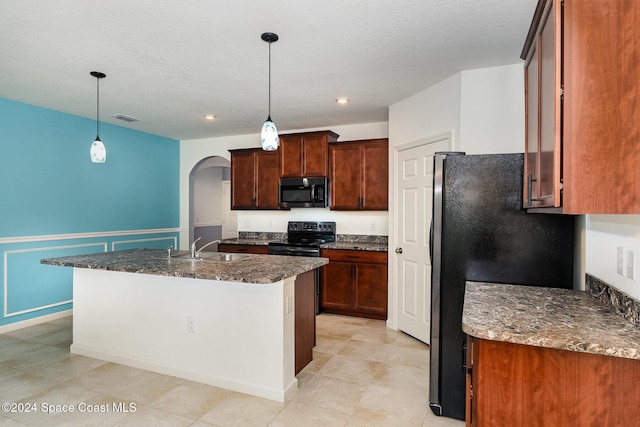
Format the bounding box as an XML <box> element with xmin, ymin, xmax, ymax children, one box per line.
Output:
<box><xmin>221</xmin><ymin>181</ymin><xmax>237</xmax><ymax>239</ymax></box>
<box><xmin>395</xmin><ymin>137</ymin><xmax>450</xmax><ymax>343</ymax></box>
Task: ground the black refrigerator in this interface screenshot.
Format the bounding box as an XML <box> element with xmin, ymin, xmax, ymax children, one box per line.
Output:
<box><xmin>428</xmin><ymin>152</ymin><xmax>574</xmax><ymax>420</ymax></box>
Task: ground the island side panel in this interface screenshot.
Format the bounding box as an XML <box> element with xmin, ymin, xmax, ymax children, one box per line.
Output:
<box><xmin>70</xmin><ymin>268</ymin><xmax>297</xmax><ymax>402</ymax></box>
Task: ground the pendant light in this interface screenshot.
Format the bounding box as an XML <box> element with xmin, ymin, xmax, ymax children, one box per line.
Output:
<box><xmin>90</xmin><ymin>71</ymin><xmax>107</xmax><ymax>163</ymax></box>
<box><xmin>260</xmin><ymin>32</ymin><xmax>279</xmax><ymax>151</ymax></box>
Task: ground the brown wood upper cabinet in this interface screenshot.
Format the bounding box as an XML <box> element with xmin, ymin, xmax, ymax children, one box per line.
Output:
<box><xmin>329</xmin><ymin>139</ymin><xmax>388</xmax><ymax>211</ymax></box>
<box><xmin>279</xmin><ymin>130</ymin><xmax>339</xmax><ymax>178</ymax></box>
<box><xmin>522</xmin><ymin>0</ymin><xmax>640</xmax><ymax>213</ymax></box>
<box><xmin>229</xmin><ymin>148</ymin><xmax>280</xmax><ymax>210</ymax></box>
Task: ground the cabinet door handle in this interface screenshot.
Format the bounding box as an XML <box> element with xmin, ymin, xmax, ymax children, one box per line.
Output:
<box><xmin>527</xmin><ymin>174</ymin><xmax>538</xmax><ymax>206</ymax></box>
<box><xmin>395</xmin><ymin>247</ymin><xmax>403</xmax><ymax>254</ymax></box>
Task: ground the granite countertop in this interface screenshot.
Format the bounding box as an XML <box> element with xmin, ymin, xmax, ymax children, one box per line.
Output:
<box><xmin>41</xmin><ymin>248</ymin><xmax>327</xmax><ymax>284</ymax></box>
<box><xmin>462</xmin><ymin>281</ymin><xmax>640</xmax><ymax>360</ymax></box>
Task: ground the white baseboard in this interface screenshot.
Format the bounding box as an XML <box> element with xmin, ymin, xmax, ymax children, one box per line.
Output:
<box><xmin>0</xmin><ymin>309</ymin><xmax>72</xmax><ymax>334</ymax></box>
<box><xmin>70</xmin><ymin>343</ymin><xmax>297</xmax><ymax>402</ymax></box>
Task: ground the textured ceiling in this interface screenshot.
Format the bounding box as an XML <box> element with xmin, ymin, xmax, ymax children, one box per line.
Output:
<box><xmin>0</xmin><ymin>0</ymin><xmax>536</xmax><ymax>141</ymax></box>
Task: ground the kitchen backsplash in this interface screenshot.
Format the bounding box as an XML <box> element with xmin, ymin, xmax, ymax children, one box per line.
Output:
<box><xmin>586</xmin><ymin>274</ymin><xmax>640</xmax><ymax>328</ymax></box>
<box><xmin>238</xmin><ymin>231</ymin><xmax>286</xmax><ymax>240</ymax></box>
<box><xmin>336</xmin><ymin>234</ymin><xmax>388</xmax><ymax>244</ymax></box>
<box><xmin>237</xmin><ymin>231</ymin><xmax>387</xmax><ymax>244</ymax></box>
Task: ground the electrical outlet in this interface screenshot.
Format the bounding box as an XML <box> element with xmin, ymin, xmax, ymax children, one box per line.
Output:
<box><xmin>617</xmin><ymin>246</ymin><xmax>624</xmax><ymax>275</ymax></box>
<box><xmin>370</xmin><ymin>222</ymin><xmax>376</xmax><ymax>231</ymax></box>
<box><xmin>187</xmin><ymin>316</ymin><xmax>196</xmax><ymax>333</ymax></box>
<box><xmin>286</xmin><ymin>296</ymin><xmax>293</xmax><ymax>314</ymax></box>
<box><xmin>627</xmin><ymin>250</ymin><xmax>635</xmax><ymax>280</ymax></box>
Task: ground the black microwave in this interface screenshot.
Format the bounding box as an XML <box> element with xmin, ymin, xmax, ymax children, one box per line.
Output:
<box><xmin>279</xmin><ymin>177</ymin><xmax>330</xmax><ymax>208</ymax></box>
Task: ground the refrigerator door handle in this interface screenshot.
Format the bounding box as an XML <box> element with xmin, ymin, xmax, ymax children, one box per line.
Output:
<box><xmin>428</xmin><ymin>217</ymin><xmax>434</xmax><ymax>263</ymax></box>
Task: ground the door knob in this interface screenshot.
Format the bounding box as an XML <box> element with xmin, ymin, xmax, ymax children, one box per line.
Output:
<box><xmin>395</xmin><ymin>247</ymin><xmax>403</xmax><ymax>254</ymax></box>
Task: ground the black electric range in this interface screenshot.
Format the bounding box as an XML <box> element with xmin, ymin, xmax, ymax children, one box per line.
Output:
<box><xmin>268</xmin><ymin>221</ymin><xmax>336</xmax><ymax>314</ymax></box>
<box><xmin>267</xmin><ymin>221</ymin><xmax>336</xmax><ymax>257</ymax></box>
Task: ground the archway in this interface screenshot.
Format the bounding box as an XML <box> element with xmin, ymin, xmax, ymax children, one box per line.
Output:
<box><xmin>188</xmin><ymin>156</ymin><xmax>234</xmax><ymax>250</ymax></box>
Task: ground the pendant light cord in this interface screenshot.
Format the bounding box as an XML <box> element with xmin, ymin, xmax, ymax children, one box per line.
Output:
<box><xmin>96</xmin><ymin>76</ymin><xmax>100</xmax><ymax>137</ymax></box>
<box><xmin>268</xmin><ymin>40</ymin><xmax>272</xmax><ymax>120</ymax></box>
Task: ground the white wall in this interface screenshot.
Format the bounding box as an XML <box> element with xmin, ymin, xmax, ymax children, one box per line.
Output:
<box><xmin>389</xmin><ymin>73</ymin><xmax>462</xmax><ymax>150</ymax></box>
<box><xmin>586</xmin><ymin>215</ymin><xmax>640</xmax><ymax>300</ymax></box>
<box><xmin>180</xmin><ymin>122</ymin><xmax>389</xmax><ymax>248</ymax></box>
<box><xmin>460</xmin><ymin>63</ymin><xmax>525</xmax><ymax>154</ymax></box>
<box><xmin>193</xmin><ymin>166</ymin><xmax>223</xmax><ymax>226</ymax></box>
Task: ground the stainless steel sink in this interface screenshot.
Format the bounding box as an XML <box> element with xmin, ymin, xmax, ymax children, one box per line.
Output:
<box><xmin>166</xmin><ymin>252</ymin><xmax>252</xmax><ymax>262</ymax></box>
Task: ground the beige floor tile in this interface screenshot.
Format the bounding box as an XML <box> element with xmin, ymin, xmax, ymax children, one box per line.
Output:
<box><xmin>394</xmin><ymin>331</ymin><xmax>429</xmax><ymax>349</ymax></box>
<box><xmin>318</xmin><ymin>354</ymin><xmax>381</xmax><ymax>383</ymax></box>
<box><xmin>0</xmin><ymin>360</ymin><xmax>23</xmax><ymax>382</ymax></box>
<box><xmin>354</xmin><ymin>384</ymin><xmax>428</xmax><ymax>427</ymax></box>
<box><xmin>199</xmin><ymin>392</ymin><xmax>285</xmax><ymax>426</ymax></box>
<box><xmin>106</xmin><ymin>405</ymin><xmax>194</xmax><ymax>427</ymax></box>
<box><xmin>317</xmin><ymin>314</ymin><xmax>368</xmax><ymax>327</ymax></box>
<box><xmin>0</xmin><ymin>372</ymin><xmax>58</xmax><ymax>403</ymax></box>
<box><xmin>4</xmin><ymin>383</ymin><xmax>98</xmax><ymax>426</ymax></box>
<box><xmin>48</xmin><ymin>316</ymin><xmax>73</xmax><ymax>328</ymax></box>
<box><xmin>301</xmin><ymin>351</ymin><xmax>332</xmax><ymax>374</ymax></box>
<box><xmin>149</xmin><ymin>381</ymin><xmax>232</xmax><ymax>419</ymax></box>
<box><xmin>295</xmin><ymin>370</ymin><xmax>315</xmax><ymax>389</ymax></box>
<box><xmin>6</xmin><ymin>345</ymin><xmax>70</xmax><ymax>371</ymax></box>
<box><xmin>29</xmin><ymin>327</ymin><xmax>73</xmax><ymax>348</ymax></box>
<box><xmin>313</xmin><ymin>335</ymin><xmax>349</xmax><ymax>354</ymax></box>
<box><xmin>351</xmin><ymin>326</ymin><xmax>400</xmax><ymax>345</ymax></box>
<box><xmin>373</xmin><ymin>364</ymin><xmax>429</xmax><ymax>395</ymax></box>
<box><xmin>270</xmin><ymin>400</ymin><xmax>351</xmax><ymax>427</ymax></box>
<box><xmin>338</xmin><ymin>339</ymin><xmax>393</xmax><ymax>362</ymax></box>
<box><xmin>37</xmin><ymin>355</ymin><xmax>108</xmax><ymax>382</ymax></box>
<box><xmin>0</xmin><ymin>339</ymin><xmax>50</xmax><ymax>362</ymax></box>
<box><xmin>38</xmin><ymin>392</ymin><xmax>136</xmax><ymax>427</ymax></box>
<box><xmin>293</xmin><ymin>374</ymin><xmax>367</xmax><ymax>413</ymax></box>
<box><xmin>100</xmin><ymin>369</ymin><xmax>184</xmax><ymax>406</ymax></box>
<box><xmin>0</xmin><ymin>416</ymin><xmax>28</xmax><ymax>426</ymax></box>
<box><xmin>6</xmin><ymin>323</ymin><xmax>67</xmax><ymax>341</ymax></box>
<box><xmin>384</xmin><ymin>345</ymin><xmax>429</xmax><ymax>370</ymax></box>
<box><xmin>0</xmin><ymin>314</ymin><xmax>456</xmax><ymax>426</ymax></box>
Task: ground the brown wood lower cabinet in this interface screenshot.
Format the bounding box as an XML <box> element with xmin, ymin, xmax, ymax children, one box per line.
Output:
<box><xmin>217</xmin><ymin>243</ymin><xmax>268</xmax><ymax>255</ymax></box>
<box><xmin>320</xmin><ymin>249</ymin><xmax>388</xmax><ymax>320</ymax></box>
<box><xmin>467</xmin><ymin>336</ymin><xmax>640</xmax><ymax>426</ymax></box>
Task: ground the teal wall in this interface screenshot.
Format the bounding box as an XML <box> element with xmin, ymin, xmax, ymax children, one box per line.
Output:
<box><xmin>0</xmin><ymin>98</ymin><xmax>180</xmax><ymax>328</ymax></box>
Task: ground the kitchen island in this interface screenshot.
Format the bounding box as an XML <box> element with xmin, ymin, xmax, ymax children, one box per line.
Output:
<box><xmin>41</xmin><ymin>248</ymin><xmax>327</xmax><ymax>402</ymax></box>
<box><xmin>462</xmin><ymin>281</ymin><xmax>640</xmax><ymax>426</ymax></box>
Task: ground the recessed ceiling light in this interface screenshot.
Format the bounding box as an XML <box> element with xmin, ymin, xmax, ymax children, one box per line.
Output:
<box><xmin>336</xmin><ymin>97</ymin><xmax>349</xmax><ymax>105</ymax></box>
<box><xmin>204</xmin><ymin>114</ymin><xmax>217</xmax><ymax>120</ymax></box>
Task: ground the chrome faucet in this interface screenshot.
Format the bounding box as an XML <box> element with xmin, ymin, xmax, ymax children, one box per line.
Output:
<box><xmin>167</xmin><ymin>245</ymin><xmax>174</xmax><ymax>258</ymax></box>
<box><xmin>195</xmin><ymin>239</ymin><xmax>221</xmax><ymax>257</ymax></box>
<box><xmin>190</xmin><ymin>237</ymin><xmax>202</xmax><ymax>257</ymax></box>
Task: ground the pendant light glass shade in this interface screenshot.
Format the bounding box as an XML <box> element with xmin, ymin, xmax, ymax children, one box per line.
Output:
<box><xmin>260</xmin><ymin>32</ymin><xmax>279</xmax><ymax>151</ymax></box>
<box><xmin>90</xmin><ymin>137</ymin><xmax>106</xmax><ymax>163</ymax></box>
<box><xmin>261</xmin><ymin>117</ymin><xmax>279</xmax><ymax>151</ymax></box>
<box><xmin>90</xmin><ymin>71</ymin><xmax>106</xmax><ymax>163</ymax></box>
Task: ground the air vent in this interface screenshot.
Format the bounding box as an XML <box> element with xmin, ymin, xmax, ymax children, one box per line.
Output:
<box><xmin>110</xmin><ymin>114</ymin><xmax>140</xmax><ymax>123</ymax></box>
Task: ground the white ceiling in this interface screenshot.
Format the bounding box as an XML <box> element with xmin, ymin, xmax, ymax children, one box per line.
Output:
<box><xmin>0</xmin><ymin>0</ymin><xmax>536</xmax><ymax>141</ymax></box>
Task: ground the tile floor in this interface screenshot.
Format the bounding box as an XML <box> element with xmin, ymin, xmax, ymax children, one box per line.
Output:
<box><xmin>0</xmin><ymin>314</ymin><xmax>464</xmax><ymax>426</ymax></box>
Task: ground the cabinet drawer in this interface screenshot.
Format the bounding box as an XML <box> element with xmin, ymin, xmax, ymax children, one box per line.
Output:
<box><xmin>321</xmin><ymin>249</ymin><xmax>387</xmax><ymax>264</ymax></box>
